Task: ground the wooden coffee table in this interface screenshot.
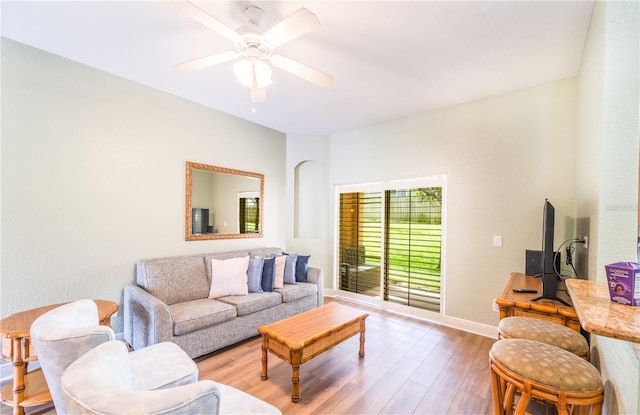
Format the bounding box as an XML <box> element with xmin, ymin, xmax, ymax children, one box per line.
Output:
<box><xmin>258</xmin><ymin>302</ymin><xmax>368</xmax><ymax>402</ymax></box>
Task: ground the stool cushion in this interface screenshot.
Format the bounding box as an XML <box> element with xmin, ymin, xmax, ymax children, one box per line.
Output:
<box><xmin>490</xmin><ymin>339</ymin><xmax>602</xmax><ymax>392</ymax></box>
<box><xmin>498</xmin><ymin>317</ymin><xmax>588</xmax><ymax>355</ymax></box>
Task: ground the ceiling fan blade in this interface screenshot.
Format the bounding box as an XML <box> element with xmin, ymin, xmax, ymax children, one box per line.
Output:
<box><xmin>173</xmin><ymin>51</ymin><xmax>239</xmax><ymax>72</ymax></box>
<box><xmin>270</xmin><ymin>54</ymin><xmax>334</xmax><ymax>88</ymax></box>
<box><xmin>251</xmin><ymin>86</ymin><xmax>267</xmax><ymax>103</ymax></box>
<box><xmin>263</xmin><ymin>8</ymin><xmax>320</xmax><ymax>47</ymax></box>
<box><xmin>172</xmin><ymin>1</ymin><xmax>240</xmax><ymax>42</ymax></box>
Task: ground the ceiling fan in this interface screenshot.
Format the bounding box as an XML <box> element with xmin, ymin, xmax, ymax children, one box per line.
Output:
<box><xmin>173</xmin><ymin>1</ymin><xmax>334</xmax><ymax>103</ymax></box>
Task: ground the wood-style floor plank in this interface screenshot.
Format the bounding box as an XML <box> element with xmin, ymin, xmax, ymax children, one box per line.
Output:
<box><xmin>379</xmin><ymin>379</ymin><xmax>429</xmax><ymax>415</ymax></box>
<box><xmin>347</xmin><ymin>356</ymin><xmax>424</xmax><ymax>414</ymax></box>
<box><xmin>19</xmin><ymin>297</ymin><xmax>557</xmax><ymax>415</ymax></box>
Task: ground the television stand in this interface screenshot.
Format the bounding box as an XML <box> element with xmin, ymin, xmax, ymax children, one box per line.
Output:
<box><xmin>495</xmin><ymin>272</ymin><xmax>579</xmax><ymax>332</ymax></box>
<box><xmin>531</xmin><ymin>294</ymin><xmax>571</xmax><ymax>307</ymax></box>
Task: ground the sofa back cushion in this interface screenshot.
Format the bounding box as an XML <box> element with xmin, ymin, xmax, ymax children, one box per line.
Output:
<box><xmin>249</xmin><ymin>247</ymin><xmax>283</xmax><ymax>258</ymax></box>
<box><xmin>137</xmin><ymin>256</ymin><xmax>208</xmax><ymax>305</ymax></box>
<box><xmin>203</xmin><ymin>250</ymin><xmax>251</xmax><ymax>285</ymax></box>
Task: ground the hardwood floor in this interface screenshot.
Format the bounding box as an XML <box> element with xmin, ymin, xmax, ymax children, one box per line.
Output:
<box><xmin>19</xmin><ymin>297</ymin><xmax>556</xmax><ymax>415</ymax></box>
<box><xmin>197</xmin><ymin>297</ymin><xmax>497</xmax><ymax>414</ymax></box>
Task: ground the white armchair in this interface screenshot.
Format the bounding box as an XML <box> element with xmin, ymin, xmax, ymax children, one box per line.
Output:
<box><xmin>30</xmin><ymin>299</ymin><xmax>200</xmax><ymax>414</ymax></box>
<box><xmin>62</xmin><ymin>340</ymin><xmax>282</xmax><ymax>414</ymax></box>
<box><xmin>30</xmin><ymin>299</ymin><xmax>116</xmax><ymax>414</ymax></box>
<box><xmin>61</xmin><ymin>341</ymin><xmax>220</xmax><ymax>414</ymax></box>
<box><xmin>34</xmin><ymin>299</ymin><xmax>282</xmax><ymax>415</ymax></box>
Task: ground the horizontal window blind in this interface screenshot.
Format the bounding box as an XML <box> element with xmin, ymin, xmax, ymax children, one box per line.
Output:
<box><xmin>339</xmin><ymin>192</ymin><xmax>381</xmax><ymax>296</ymax></box>
<box><xmin>338</xmin><ymin>179</ymin><xmax>443</xmax><ymax>313</ymax></box>
<box><xmin>239</xmin><ymin>197</ymin><xmax>259</xmax><ymax>234</ymax></box>
<box><xmin>384</xmin><ymin>188</ymin><xmax>442</xmax><ymax>312</ymax></box>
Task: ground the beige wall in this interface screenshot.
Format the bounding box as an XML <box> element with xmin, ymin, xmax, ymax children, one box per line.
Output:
<box><xmin>1</xmin><ymin>38</ymin><xmax>287</xmax><ymax>332</ymax></box>
<box><xmin>576</xmin><ymin>2</ymin><xmax>640</xmax><ymax>413</ymax></box>
<box><xmin>327</xmin><ymin>78</ymin><xmax>579</xmax><ymax>329</ymax></box>
<box><xmin>285</xmin><ymin>134</ymin><xmax>332</xmax><ymax>286</ymax></box>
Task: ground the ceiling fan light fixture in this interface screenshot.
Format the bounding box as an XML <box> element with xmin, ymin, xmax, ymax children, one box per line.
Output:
<box><xmin>175</xmin><ymin>2</ymin><xmax>332</xmax><ymax>102</ymax></box>
<box><xmin>233</xmin><ymin>59</ymin><xmax>272</xmax><ymax>89</ymax></box>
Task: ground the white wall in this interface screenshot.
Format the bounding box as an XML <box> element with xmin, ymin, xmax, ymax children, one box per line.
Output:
<box><xmin>1</xmin><ymin>38</ymin><xmax>287</xmax><ymax>331</ymax></box>
<box><xmin>328</xmin><ymin>79</ymin><xmax>579</xmax><ymax>328</ymax></box>
<box><xmin>576</xmin><ymin>2</ymin><xmax>640</xmax><ymax>413</ymax></box>
<box><xmin>285</xmin><ymin>134</ymin><xmax>332</xmax><ymax>290</ymax></box>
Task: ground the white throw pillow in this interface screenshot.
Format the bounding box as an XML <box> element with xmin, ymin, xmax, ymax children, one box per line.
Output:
<box><xmin>209</xmin><ymin>256</ymin><xmax>250</xmax><ymax>299</ymax></box>
<box><xmin>273</xmin><ymin>255</ymin><xmax>286</xmax><ymax>289</ymax></box>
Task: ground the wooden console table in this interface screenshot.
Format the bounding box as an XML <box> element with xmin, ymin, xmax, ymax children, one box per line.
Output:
<box><xmin>0</xmin><ymin>300</ymin><xmax>118</xmax><ymax>415</ymax></box>
<box><xmin>496</xmin><ymin>272</ymin><xmax>580</xmax><ymax>332</ymax></box>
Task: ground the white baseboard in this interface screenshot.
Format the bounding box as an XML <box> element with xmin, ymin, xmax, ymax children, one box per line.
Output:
<box><xmin>324</xmin><ymin>288</ymin><xmax>337</xmax><ymax>298</ymax></box>
<box><xmin>442</xmin><ymin>315</ymin><xmax>498</xmax><ymax>339</ymax></box>
<box><xmin>327</xmin><ymin>293</ymin><xmax>498</xmax><ymax>339</ymax></box>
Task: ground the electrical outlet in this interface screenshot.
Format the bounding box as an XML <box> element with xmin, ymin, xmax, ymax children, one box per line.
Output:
<box><xmin>584</xmin><ymin>236</ymin><xmax>588</xmax><ymax>249</ymax></box>
<box><xmin>492</xmin><ymin>299</ymin><xmax>499</xmax><ymax>312</ymax></box>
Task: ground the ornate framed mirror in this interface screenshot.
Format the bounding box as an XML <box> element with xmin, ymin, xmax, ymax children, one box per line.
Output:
<box><xmin>185</xmin><ymin>161</ymin><xmax>264</xmax><ymax>241</ymax></box>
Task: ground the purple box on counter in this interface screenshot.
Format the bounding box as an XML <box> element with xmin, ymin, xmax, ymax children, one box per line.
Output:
<box><xmin>605</xmin><ymin>262</ymin><xmax>640</xmax><ymax>306</ymax></box>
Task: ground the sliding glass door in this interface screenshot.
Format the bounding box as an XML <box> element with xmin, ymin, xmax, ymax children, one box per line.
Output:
<box><xmin>337</xmin><ymin>178</ymin><xmax>444</xmax><ymax>313</ymax></box>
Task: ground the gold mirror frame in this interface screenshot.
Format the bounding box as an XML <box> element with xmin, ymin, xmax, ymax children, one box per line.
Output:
<box><xmin>185</xmin><ymin>161</ymin><xmax>264</xmax><ymax>241</ymax></box>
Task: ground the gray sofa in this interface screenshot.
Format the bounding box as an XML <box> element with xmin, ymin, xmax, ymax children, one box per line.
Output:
<box><xmin>124</xmin><ymin>247</ymin><xmax>323</xmax><ymax>359</ymax></box>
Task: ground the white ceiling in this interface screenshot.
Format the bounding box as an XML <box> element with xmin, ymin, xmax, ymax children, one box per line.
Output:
<box><xmin>1</xmin><ymin>1</ymin><xmax>594</xmax><ymax>135</ymax></box>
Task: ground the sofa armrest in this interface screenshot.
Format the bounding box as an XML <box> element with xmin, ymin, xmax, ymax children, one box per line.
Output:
<box><xmin>123</xmin><ymin>285</ymin><xmax>173</xmax><ymax>351</ymax></box>
<box><xmin>306</xmin><ymin>266</ymin><xmax>324</xmax><ymax>306</ymax></box>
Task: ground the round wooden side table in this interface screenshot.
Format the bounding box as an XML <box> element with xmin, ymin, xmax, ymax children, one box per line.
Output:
<box><xmin>0</xmin><ymin>300</ymin><xmax>118</xmax><ymax>415</ymax></box>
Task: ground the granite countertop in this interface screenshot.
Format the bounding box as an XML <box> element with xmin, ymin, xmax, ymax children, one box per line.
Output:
<box><xmin>565</xmin><ymin>278</ymin><xmax>640</xmax><ymax>343</ymax></box>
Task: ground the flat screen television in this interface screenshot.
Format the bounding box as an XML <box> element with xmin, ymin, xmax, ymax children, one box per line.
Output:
<box><xmin>531</xmin><ymin>199</ymin><xmax>570</xmax><ymax>306</ymax></box>
<box><xmin>191</xmin><ymin>208</ymin><xmax>209</xmax><ymax>234</ymax></box>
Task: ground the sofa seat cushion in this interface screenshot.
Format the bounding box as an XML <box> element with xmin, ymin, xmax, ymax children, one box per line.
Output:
<box><xmin>276</xmin><ymin>282</ymin><xmax>317</xmax><ymax>303</ymax></box>
<box><xmin>217</xmin><ymin>292</ymin><xmax>282</xmax><ymax>316</ymax></box>
<box><xmin>169</xmin><ymin>299</ymin><xmax>236</xmax><ymax>336</ymax></box>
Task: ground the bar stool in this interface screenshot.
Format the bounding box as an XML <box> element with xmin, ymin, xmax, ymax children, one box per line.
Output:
<box><xmin>498</xmin><ymin>316</ymin><xmax>589</xmax><ymax>359</ymax></box>
<box><xmin>489</xmin><ymin>338</ymin><xmax>603</xmax><ymax>415</ymax></box>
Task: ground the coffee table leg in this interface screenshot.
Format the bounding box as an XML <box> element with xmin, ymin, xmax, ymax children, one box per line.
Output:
<box><xmin>291</xmin><ymin>351</ymin><xmax>302</xmax><ymax>403</ymax></box>
<box><xmin>359</xmin><ymin>318</ymin><xmax>366</xmax><ymax>357</ymax></box>
<box><xmin>260</xmin><ymin>335</ymin><xmax>269</xmax><ymax>381</ymax></box>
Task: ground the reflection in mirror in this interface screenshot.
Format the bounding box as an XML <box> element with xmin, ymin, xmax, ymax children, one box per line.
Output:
<box><xmin>185</xmin><ymin>162</ymin><xmax>263</xmax><ymax>241</ymax></box>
